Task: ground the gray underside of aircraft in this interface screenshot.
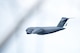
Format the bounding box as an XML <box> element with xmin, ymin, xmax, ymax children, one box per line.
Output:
<box><xmin>26</xmin><ymin>27</ymin><xmax>65</xmax><ymax>35</ymax></box>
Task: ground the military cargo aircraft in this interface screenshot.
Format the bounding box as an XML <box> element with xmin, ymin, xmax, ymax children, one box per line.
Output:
<box><xmin>26</xmin><ymin>17</ymin><xmax>69</xmax><ymax>35</ymax></box>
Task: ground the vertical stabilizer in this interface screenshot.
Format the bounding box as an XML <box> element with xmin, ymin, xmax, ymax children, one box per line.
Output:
<box><xmin>57</xmin><ymin>17</ymin><xmax>69</xmax><ymax>27</ymax></box>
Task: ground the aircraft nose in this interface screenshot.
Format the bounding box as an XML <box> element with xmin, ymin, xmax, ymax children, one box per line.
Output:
<box><xmin>26</xmin><ymin>28</ymin><xmax>33</xmax><ymax>34</ymax></box>
<box><xmin>27</xmin><ymin>32</ymin><xmax>31</xmax><ymax>34</ymax></box>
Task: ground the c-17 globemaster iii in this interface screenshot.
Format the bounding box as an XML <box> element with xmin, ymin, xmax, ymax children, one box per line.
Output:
<box><xmin>26</xmin><ymin>17</ymin><xmax>69</xmax><ymax>35</ymax></box>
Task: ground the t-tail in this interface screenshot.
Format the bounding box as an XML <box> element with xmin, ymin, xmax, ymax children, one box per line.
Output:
<box><xmin>57</xmin><ymin>17</ymin><xmax>69</xmax><ymax>27</ymax></box>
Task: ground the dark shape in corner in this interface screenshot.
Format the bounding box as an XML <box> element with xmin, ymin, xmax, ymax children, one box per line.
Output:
<box><xmin>26</xmin><ymin>17</ymin><xmax>69</xmax><ymax>35</ymax></box>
